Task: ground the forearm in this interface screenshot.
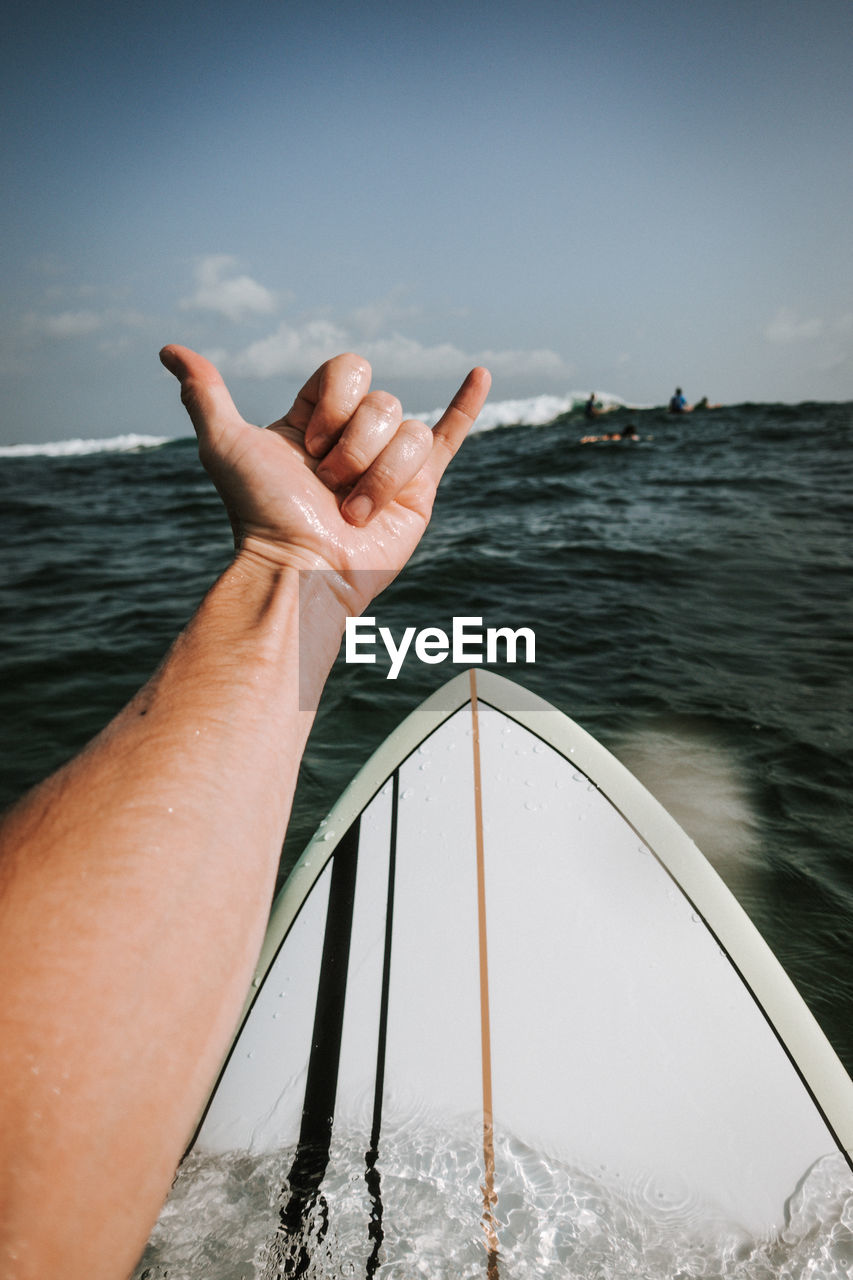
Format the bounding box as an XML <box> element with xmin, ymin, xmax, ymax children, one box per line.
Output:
<box><xmin>0</xmin><ymin>553</ymin><xmax>346</xmax><ymax>1278</ymax></box>
<box><xmin>0</xmin><ymin>339</ymin><xmax>489</xmax><ymax>1279</ymax></box>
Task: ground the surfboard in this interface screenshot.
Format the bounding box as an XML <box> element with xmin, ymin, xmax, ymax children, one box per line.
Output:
<box><xmin>139</xmin><ymin>669</ymin><xmax>853</xmax><ymax>1277</ymax></box>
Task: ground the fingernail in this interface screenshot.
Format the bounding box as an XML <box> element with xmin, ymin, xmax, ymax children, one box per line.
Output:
<box><xmin>343</xmin><ymin>494</ymin><xmax>374</xmax><ymax>524</ymax></box>
<box><xmin>159</xmin><ymin>347</ymin><xmax>180</xmax><ymax>375</ymax></box>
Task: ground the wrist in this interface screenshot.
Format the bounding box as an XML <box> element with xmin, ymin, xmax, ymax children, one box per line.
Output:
<box><xmin>225</xmin><ymin>550</ymin><xmax>354</xmax><ymax>712</ymax></box>
<box><xmin>229</xmin><ymin>547</ymin><xmax>349</xmax><ymax>634</ymax></box>
<box><xmin>234</xmin><ymin>536</ymin><xmax>392</xmax><ymax>621</ymax></box>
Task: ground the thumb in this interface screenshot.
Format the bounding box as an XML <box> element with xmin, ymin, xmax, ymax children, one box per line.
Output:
<box><xmin>159</xmin><ymin>344</ymin><xmax>244</xmax><ymax>446</ymax></box>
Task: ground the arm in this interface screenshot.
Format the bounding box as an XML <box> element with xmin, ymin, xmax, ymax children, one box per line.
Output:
<box><xmin>0</xmin><ymin>346</ymin><xmax>490</xmax><ymax>1280</ymax></box>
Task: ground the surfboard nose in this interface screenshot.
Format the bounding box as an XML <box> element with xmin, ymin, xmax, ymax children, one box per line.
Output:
<box><xmin>161</xmin><ymin>673</ymin><xmax>853</xmax><ymax>1271</ymax></box>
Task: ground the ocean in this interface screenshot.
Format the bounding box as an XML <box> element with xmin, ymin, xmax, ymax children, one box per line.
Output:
<box><xmin>1</xmin><ymin>395</ymin><xmax>852</xmax><ymax>1275</ymax></box>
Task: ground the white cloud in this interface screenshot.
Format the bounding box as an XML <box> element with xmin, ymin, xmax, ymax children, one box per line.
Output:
<box><xmin>180</xmin><ymin>255</ymin><xmax>277</xmax><ymax>322</ymax></box>
<box><xmin>764</xmin><ymin>307</ymin><xmax>823</xmax><ymax>344</ymax></box>
<box><xmin>361</xmin><ymin>334</ymin><xmax>472</xmax><ymax>379</ymax></box>
<box><xmin>226</xmin><ymin>320</ymin><xmax>351</xmax><ymax>378</ymax></box>
<box><xmin>359</xmin><ymin>335</ymin><xmax>566</xmax><ymax>381</ymax></box>
<box><xmin>218</xmin><ymin>319</ymin><xmax>567</xmax><ymax>384</ymax></box>
<box><xmin>25</xmin><ymin>305</ymin><xmax>151</xmax><ymax>346</ymax></box>
<box><xmin>39</xmin><ymin>310</ymin><xmax>104</xmax><ymax>338</ymax></box>
<box><xmin>473</xmin><ymin>346</ymin><xmax>566</xmax><ymax>378</ymax></box>
<box><xmin>348</xmin><ymin>290</ymin><xmax>421</xmax><ymax>339</ymax></box>
<box><xmin>812</xmin><ymin>314</ymin><xmax>853</xmax><ymax>375</ymax></box>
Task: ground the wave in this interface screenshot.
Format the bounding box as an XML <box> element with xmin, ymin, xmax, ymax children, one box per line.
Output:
<box><xmin>0</xmin><ymin>433</ymin><xmax>175</xmax><ymax>459</ymax></box>
<box><xmin>3</xmin><ymin>385</ymin><xmax>668</xmax><ymax>458</ymax></box>
<box><xmin>417</xmin><ymin>391</ymin><xmax>634</xmax><ymax>433</ymax></box>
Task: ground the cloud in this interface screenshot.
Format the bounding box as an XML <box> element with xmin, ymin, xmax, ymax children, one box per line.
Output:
<box><xmin>813</xmin><ymin>314</ymin><xmax>853</xmax><ymax>374</ymax></box>
<box><xmin>38</xmin><ymin>310</ymin><xmax>105</xmax><ymax>338</ymax></box>
<box><xmin>348</xmin><ymin>290</ymin><xmax>421</xmax><ymax>339</ymax></box>
<box><xmin>25</xmin><ymin>306</ymin><xmax>150</xmax><ymax>345</ymax></box>
<box><xmin>226</xmin><ymin>320</ymin><xmax>351</xmax><ymax>378</ymax></box>
<box><xmin>473</xmin><ymin>346</ymin><xmax>567</xmax><ymax>378</ymax></box>
<box><xmin>180</xmin><ymin>255</ymin><xmax>277</xmax><ymax>322</ymax></box>
<box><xmin>764</xmin><ymin>307</ymin><xmax>823</xmax><ymax>344</ymax></box>
<box><xmin>360</xmin><ymin>334</ymin><xmax>473</xmax><ymax>379</ymax></box>
<box><xmin>218</xmin><ymin>319</ymin><xmax>567</xmax><ymax>383</ymax></box>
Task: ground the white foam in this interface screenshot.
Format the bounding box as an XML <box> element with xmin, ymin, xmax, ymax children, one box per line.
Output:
<box><xmin>416</xmin><ymin>391</ymin><xmax>633</xmax><ymax>433</ymax></box>
<box><xmin>0</xmin><ymin>434</ymin><xmax>174</xmax><ymax>459</ymax></box>
<box><xmin>1</xmin><ymin>390</ymin><xmax>644</xmax><ymax>456</ymax></box>
<box><xmin>134</xmin><ymin>1130</ymin><xmax>853</xmax><ymax>1280</ymax></box>
<box><xmin>612</xmin><ymin>723</ymin><xmax>763</xmax><ymax>902</ymax></box>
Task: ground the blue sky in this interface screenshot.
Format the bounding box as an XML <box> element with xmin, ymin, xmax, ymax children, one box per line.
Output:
<box><xmin>2</xmin><ymin>0</ymin><xmax>851</xmax><ymax>443</ymax></box>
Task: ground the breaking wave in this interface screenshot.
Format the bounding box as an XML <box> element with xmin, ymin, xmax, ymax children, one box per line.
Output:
<box><xmin>417</xmin><ymin>391</ymin><xmax>635</xmax><ymax>433</ymax></box>
<box><xmin>0</xmin><ymin>433</ymin><xmax>175</xmax><ymax>459</ymax></box>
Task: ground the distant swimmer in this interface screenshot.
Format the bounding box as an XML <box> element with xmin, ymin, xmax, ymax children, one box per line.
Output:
<box><xmin>693</xmin><ymin>396</ymin><xmax>721</xmax><ymax>410</ymax></box>
<box><xmin>668</xmin><ymin>387</ymin><xmax>692</xmax><ymax>414</ymax></box>
<box><xmin>585</xmin><ymin>392</ymin><xmax>601</xmax><ymax>419</ymax></box>
<box><xmin>580</xmin><ymin>423</ymin><xmax>639</xmax><ymax>444</ymax></box>
<box><xmin>585</xmin><ymin>392</ymin><xmax>618</xmax><ymax>420</ymax></box>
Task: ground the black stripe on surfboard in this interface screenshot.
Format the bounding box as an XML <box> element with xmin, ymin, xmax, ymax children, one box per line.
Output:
<box><xmin>268</xmin><ymin>816</ymin><xmax>360</xmax><ymax>1279</ymax></box>
<box><xmin>365</xmin><ymin>768</ymin><xmax>399</xmax><ymax>1277</ymax></box>
<box><xmin>189</xmin><ymin>699</ymin><xmax>477</xmax><ymax>1159</ymax></box>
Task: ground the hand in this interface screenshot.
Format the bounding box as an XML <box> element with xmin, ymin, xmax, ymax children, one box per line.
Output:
<box><xmin>160</xmin><ymin>346</ymin><xmax>490</xmax><ymax>610</ymax></box>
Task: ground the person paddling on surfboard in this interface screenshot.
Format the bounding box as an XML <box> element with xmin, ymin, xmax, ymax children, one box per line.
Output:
<box><xmin>580</xmin><ymin>423</ymin><xmax>639</xmax><ymax>443</ymax></box>
<box><xmin>0</xmin><ymin>346</ymin><xmax>490</xmax><ymax>1280</ymax></box>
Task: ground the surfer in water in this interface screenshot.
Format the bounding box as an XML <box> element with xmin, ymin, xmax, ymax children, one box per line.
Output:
<box><xmin>668</xmin><ymin>386</ymin><xmax>692</xmax><ymax>413</ymax></box>
<box><xmin>580</xmin><ymin>423</ymin><xmax>639</xmax><ymax>444</ymax></box>
<box><xmin>0</xmin><ymin>345</ymin><xmax>491</xmax><ymax>1280</ymax></box>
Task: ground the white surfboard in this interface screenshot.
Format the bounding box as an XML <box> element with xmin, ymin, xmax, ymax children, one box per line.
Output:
<box><xmin>143</xmin><ymin>670</ymin><xmax>853</xmax><ymax>1277</ymax></box>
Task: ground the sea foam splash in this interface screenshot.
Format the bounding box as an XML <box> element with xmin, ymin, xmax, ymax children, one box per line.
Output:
<box><xmin>417</xmin><ymin>391</ymin><xmax>633</xmax><ymax>433</ymax></box>
<box><xmin>1</xmin><ymin>394</ymin><xmax>638</xmax><ymax>457</ymax></box>
<box><xmin>134</xmin><ymin>1126</ymin><xmax>853</xmax><ymax>1280</ymax></box>
<box><xmin>0</xmin><ymin>433</ymin><xmax>174</xmax><ymax>458</ymax></box>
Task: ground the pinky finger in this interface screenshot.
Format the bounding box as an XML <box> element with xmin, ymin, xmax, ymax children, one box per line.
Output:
<box><xmin>341</xmin><ymin>418</ymin><xmax>435</xmax><ymax>526</ymax></box>
<box><xmin>426</xmin><ymin>366</ymin><xmax>491</xmax><ymax>484</ymax></box>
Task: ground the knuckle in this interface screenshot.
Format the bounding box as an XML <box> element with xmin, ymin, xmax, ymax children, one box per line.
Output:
<box><xmin>367</xmin><ymin>390</ymin><xmax>402</xmax><ymax>419</ymax></box>
<box><xmin>320</xmin><ymin>354</ymin><xmax>372</xmax><ymax>422</ymax></box>
<box><xmin>401</xmin><ymin>418</ymin><xmax>433</xmax><ymax>446</ymax></box>
<box><xmin>180</xmin><ymin>379</ymin><xmax>198</xmax><ymax>410</ymax></box>
<box><xmin>337</xmin><ymin>352</ymin><xmax>371</xmax><ymax>384</ymax></box>
<box><xmin>434</xmin><ymin>434</ymin><xmax>458</xmax><ymax>460</ymax></box>
<box><xmin>366</xmin><ymin>459</ymin><xmax>396</xmax><ymax>489</ymax></box>
<box><xmin>335</xmin><ymin>438</ymin><xmax>370</xmax><ymax>473</ymax></box>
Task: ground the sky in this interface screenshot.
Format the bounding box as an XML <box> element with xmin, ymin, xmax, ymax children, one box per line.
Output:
<box><xmin>2</xmin><ymin>0</ymin><xmax>852</xmax><ymax>444</ymax></box>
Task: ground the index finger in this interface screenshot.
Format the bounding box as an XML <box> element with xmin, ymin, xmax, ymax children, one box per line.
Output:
<box><xmin>276</xmin><ymin>353</ymin><xmax>372</xmax><ymax>457</ymax></box>
<box><xmin>425</xmin><ymin>367</ymin><xmax>492</xmax><ymax>483</ymax></box>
